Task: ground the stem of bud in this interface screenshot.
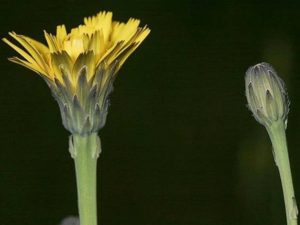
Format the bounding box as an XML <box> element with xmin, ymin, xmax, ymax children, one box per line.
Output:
<box><xmin>267</xmin><ymin>121</ymin><xmax>298</xmax><ymax>225</ymax></box>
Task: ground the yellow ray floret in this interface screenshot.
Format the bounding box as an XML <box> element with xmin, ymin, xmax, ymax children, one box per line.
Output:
<box><xmin>3</xmin><ymin>11</ymin><xmax>150</xmax><ymax>84</ymax></box>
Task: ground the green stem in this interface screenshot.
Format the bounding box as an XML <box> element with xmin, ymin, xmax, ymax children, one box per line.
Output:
<box><xmin>69</xmin><ymin>133</ymin><xmax>101</xmax><ymax>225</ymax></box>
<box><xmin>267</xmin><ymin>121</ymin><xmax>298</xmax><ymax>225</ymax></box>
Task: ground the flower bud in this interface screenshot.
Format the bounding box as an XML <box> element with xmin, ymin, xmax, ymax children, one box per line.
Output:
<box><xmin>245</xmin><ymin>62</ymin><xmax>289</xmax><ymax>127</ymax></box>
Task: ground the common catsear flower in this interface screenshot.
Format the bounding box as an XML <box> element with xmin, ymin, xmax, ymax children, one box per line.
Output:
<box><xmin>3</xmin><ymin>11</ymin><xmax>150</xmax><ymax>135</ymax></box>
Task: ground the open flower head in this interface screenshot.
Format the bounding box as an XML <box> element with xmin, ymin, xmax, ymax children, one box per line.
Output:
<box><xmin>245</xmin><ymin>62</ymin><xmax>289</xmax><ymax>128</ymax></box>
<box><xmin>3</xmin><ymin>11</ymin><xmax>150</xmax><ymax>135</ymax></box>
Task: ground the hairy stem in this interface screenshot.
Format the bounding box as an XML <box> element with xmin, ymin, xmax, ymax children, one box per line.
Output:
<box><xmin>267</xmin><ymin>121</ymin><xmax>298</xmax><ymax>225</ymax></box>
<box><xmin>70</xmin><ymin>133</ymin><xmax>101</xmax><ymax>225</ymax></box>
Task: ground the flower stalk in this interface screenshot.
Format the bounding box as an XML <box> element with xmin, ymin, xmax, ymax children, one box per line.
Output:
<box><xmin>267</xmin><ymin>121</ymin><xmax>298</xmax><ymax>225</ymax></box>
<box><xmin>69</xmin><ymin>133</ymin><xmax>101</xmax><ymax>225</ymax></box>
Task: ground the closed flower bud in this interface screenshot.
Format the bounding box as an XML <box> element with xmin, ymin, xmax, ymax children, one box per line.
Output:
<box><xmin>245</xmin><ymin>62</ymin><xmax>289</xmax><ymax>127</ymax></box>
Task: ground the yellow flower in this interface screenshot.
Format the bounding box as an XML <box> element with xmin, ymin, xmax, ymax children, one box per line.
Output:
<box><xmin>3</xmin><ymin>11</ymin><xmax>150</xmax><ymax>135</ymax></box>
<box><xmin>3</xmin><ymin>11</ymin><xmax>150</xmax><ymax>82</ymax></box>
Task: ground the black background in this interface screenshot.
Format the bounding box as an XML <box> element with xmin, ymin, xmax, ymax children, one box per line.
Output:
<box><xmin>1</xmin><ymin>0</ymin><xmax>300</xmax><ymax>225</ymax></box>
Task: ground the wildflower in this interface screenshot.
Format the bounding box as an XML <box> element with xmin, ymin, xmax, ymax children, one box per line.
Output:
<box><xmin>3</xmin><ymin>11</ymin><xmax>150</xmax><ymax>225</ymax></box>
<box><xmin>3</xmin><ymin>11</ymin><xmax>150</xmax><ymax>135</ymax></box>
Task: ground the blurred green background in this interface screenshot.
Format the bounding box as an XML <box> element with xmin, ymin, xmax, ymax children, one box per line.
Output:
<box><xmin>1</xmin><ymin>0</ymin><xmax>300</xmax><ymax>225</ymax></box>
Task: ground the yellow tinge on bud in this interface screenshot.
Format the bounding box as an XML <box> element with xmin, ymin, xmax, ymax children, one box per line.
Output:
<box><xmin>245</xmin><ymin>62</ymin><xmax>289</xmax><ymax>127</ymax></box>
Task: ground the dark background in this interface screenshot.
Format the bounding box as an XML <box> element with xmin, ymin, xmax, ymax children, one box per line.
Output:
<box><xmin>1</xmin><ymin>0</ymin><xmax>300</xmax><ymax>225</ymax></box>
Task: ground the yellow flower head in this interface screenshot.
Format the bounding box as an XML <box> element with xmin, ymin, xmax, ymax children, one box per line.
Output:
<box><xmin>3</xmin><ymin>11</ymin><xmax>150</xmax><ymax>135</ymax></box>
<box><xmin>3</xmin><ymin>11</ymin><xmax>150</xmax><ymax>82</ymax></box>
